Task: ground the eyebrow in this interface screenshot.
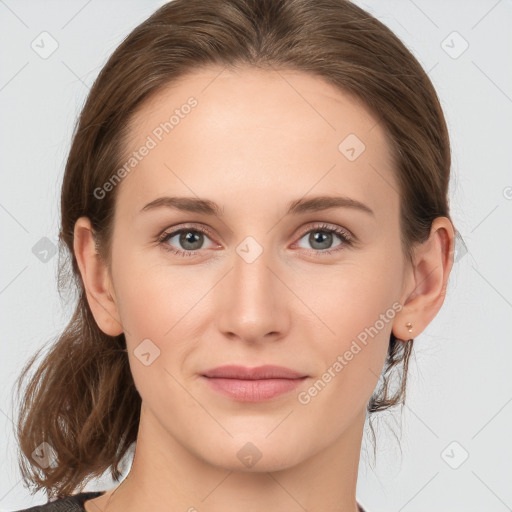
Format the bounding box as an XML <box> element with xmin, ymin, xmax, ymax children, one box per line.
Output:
<box><xmin>139</xmin><ymin>195</ymin><xmax>374</xmax><ymax>217</ymax></box>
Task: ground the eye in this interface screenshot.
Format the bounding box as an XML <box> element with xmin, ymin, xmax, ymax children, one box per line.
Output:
<box><xmin>157</xmin><ymin>222</ymin><xmax>354</xmax><ymax>258</ymax></box>
<box><xmin>158</xmin><ymin>225</ymin><xmax>218</xmax><ymax>257</ymax></box>
<box><xmin>294</xmin><ymin>223</ymin><xmax>353</xmax><ymax>255</ymax></box>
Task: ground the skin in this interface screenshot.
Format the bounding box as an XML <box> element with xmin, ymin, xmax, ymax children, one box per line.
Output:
<box><xmin>74</xmin><ymin>66</ymin><xmax>454</xmax><ymax>512</ymax></box>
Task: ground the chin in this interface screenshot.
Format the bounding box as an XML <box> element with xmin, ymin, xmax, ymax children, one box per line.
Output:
<box><xmin>197</xmin><ymin>434</ymin><xmax>309</xmax><ymax>473</ymax></box>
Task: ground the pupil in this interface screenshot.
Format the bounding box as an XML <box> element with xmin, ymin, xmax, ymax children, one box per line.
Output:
<box><xmin>180</xmin><ymin>231</ymin><xmax>202</xmax><ymax>250</ymax></box>
<box><xmin>310</xmin><ymin>231</ymin><xmax>332</xmax><ymax>250</ymax></box>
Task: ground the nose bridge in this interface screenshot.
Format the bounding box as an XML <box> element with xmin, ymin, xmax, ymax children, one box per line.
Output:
<box><xmin>216</xmin><ymin>242</ymin><xmax>288</xmax><ymax>341</ymax></box>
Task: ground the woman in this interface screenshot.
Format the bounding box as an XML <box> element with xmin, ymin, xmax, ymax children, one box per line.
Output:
<box><xmin>13</xmin><ymin>0</ymin><xmax>455</xmax><ymax>511</ymax></box>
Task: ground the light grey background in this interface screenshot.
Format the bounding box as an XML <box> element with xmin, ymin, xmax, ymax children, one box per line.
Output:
<box><xmin>1</xmin><ymin>0</ymin><xmax>511</xmax><ymax>510</ymax></box>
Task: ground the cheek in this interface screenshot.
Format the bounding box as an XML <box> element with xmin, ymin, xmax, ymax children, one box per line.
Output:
<box><xmin>302</xmin><ymin>257</ymin><xmax>402</xmax><ymax>342</ymax></box>
<box><xmin>113</xmin><ymin>252</ymin><xmax>211</xmax><ymax>337</ymax></box>
<box><xmin>298</xmin><ymin>300</ymin><xmax>393</xmax><ymax>429</ymax></box>
<box><xmin>111</xmin><ymin>257</ymin><xmax>214</xmax><ymax>383</ymax></box>
<box><xmin>113</xmin><ymin>267</ymin><xmax>200</xmax><ymax>410</ymax></box>
<box><xmin>300</xmin><ymin>257</ymin><xmax>402</xmax><ymax>405</ymax></box>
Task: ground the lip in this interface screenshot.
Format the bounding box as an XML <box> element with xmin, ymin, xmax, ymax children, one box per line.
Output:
<box><xmin>201</xmin><ymin>365</ymin><xmax>308</xmax><ymax>402</ymax></box>
<box><xmin>202</xmin><ymin>364</ymin><xmax>306</xmax><ymax>380</ymax></box>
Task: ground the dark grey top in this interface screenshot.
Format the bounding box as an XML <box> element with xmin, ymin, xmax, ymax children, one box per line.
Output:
<box><xmin>13</xmin><ymin>491</ymin><xmax>367</xmax><ymax>511</ymax></box>
<box><xmin>12</xmin><ymin>492</ymin><xmax>105</xmax><ymax>512</ymax></box>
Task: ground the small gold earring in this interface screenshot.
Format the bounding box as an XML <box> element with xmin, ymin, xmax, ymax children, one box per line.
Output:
<box><xmin>406</xmin><ymin>322</ymin><xmax>413</xmax><ymax>333</ymax></box>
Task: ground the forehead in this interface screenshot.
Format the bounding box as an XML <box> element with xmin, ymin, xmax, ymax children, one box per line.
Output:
<box><xmin>116</xmin><ymin>66</ymin><xmax>398</xmax><ymax>219</ymax></box>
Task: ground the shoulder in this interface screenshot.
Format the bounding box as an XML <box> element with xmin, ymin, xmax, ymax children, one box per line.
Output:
<box><xmin>11</xmin><ymin>491</ymin><xmax>105</xmax><ymax>512</ymax></box>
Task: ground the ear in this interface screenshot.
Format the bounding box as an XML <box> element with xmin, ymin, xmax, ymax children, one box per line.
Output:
<box><xmin>392</xmin><ymin>217</ymin><xmax>455</xmax><ymax>341</ymax></box>
<box><xmin>73</xmin><ymin>216</ymin><xmax>123</xmax><ymax>336</ymax></box>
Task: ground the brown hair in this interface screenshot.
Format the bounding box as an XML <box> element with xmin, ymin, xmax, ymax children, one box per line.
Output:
<box><xmin>12</xmin><ymin>0</ymin><xmax>452</xmax><ymax>499</ymax></box>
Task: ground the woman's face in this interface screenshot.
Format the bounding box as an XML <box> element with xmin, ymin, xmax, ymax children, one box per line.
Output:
<box><xmin>103</xmin><ymin>66</ymin><xmax>414</xmax><ymax>471</ymax></box>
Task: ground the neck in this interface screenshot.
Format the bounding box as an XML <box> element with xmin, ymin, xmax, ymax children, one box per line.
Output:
<box><xmin>102</xmin><ymin>404</ymin><xmax>365</xmax><ymax>512</ymax></box>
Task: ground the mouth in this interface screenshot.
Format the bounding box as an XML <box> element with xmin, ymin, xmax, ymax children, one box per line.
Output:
<box><xmin>200</xmin><ymin>364</ymin><xmax>308</xmax><ymax>402</ymax></box>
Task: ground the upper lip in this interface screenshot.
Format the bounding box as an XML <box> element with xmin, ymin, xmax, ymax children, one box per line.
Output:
<box><xmin>201</xmin><ymin>365</ymin><xmax>307</xmax><ymax>380</ymax></box>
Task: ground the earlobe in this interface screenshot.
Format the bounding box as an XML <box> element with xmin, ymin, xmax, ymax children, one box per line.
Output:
<box><xmin>392</xmin><ymin>217</ymin><xmax>455</xmax><ymax>341</ymax></box>
<box><xmin>73</xmin><ymin>216</ymin><xmax>123</xmax><ymax>336</ymax></box>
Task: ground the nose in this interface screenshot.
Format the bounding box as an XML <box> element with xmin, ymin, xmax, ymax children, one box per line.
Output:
<box><xmin>215</xmin><ymin>247</ymin><xmax>291</xmax><ymax>344</ymax></box>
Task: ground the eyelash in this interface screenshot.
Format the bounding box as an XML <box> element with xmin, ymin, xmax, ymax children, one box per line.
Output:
<box><xmin>157</xmin><ymin>223</ymin><xmax>354</xmax><ymax>258</ymax></box>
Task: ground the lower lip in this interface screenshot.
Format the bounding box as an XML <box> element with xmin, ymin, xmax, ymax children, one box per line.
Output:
<box><xmin>202</xmin><ymin>376</ymin><xmax>307</xmax><ymax>402</ymax></box>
